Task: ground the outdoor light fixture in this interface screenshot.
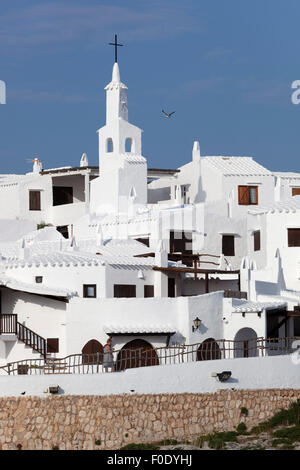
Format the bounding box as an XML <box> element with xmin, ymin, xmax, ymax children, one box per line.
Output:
<box><xmin>216</xmin><ymin>371</ymin><xmax>232</xmax><ymax>382</ymax></box>
<box><xmin>192</xmin><ymin>317</ymin><xmax>201</xmax><ymax>332</ymax></box>
<box><xmin>47</xmin><ymin>384</ymin><xmax>60</xmax><ymax>394</ymax></box>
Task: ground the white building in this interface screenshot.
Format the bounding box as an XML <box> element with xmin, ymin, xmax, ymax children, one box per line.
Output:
<box><xmin>0</xmin><ymin>56</ymin><xmax>300</xmax><ymax>375</ymax></box>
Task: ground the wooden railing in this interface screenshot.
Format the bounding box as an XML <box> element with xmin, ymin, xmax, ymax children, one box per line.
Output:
<box><xmin>1</xmin><ymin>336</ymin><xmax>299</xmax><ymax>376</ymax></box>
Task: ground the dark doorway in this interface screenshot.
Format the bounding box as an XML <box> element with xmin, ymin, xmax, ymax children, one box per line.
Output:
<box><xmin>197</xmin><ymin>338</ymin><xmax>221</xmax><ymax>361</ymax></box>
<box><xmin>82</xmin><ymin>340</ymin><xmax>103</xmax><ymax>365</ymax></box>
<box><xmin>168</xmin><ymin>278</ymin><xmax>176</xmax><ymax>297</ymax></box>
<box><xmin>116</xmin><ymin>339</ymin><xmax>159</xmax><ymax>371</ymax></box>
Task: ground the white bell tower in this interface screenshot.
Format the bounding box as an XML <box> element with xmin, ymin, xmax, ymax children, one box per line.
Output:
<box><xmin>90</xmin><ymin>45</ymin><xmax>147</xmax><ymax>215</ymax></box>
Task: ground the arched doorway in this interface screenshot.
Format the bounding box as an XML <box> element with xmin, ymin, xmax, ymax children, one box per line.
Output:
<box><xmin>234</xmin><ymin>328</ymin><xmax>258</xmax><ymax>358</ymax></box>
<box><xmin>116</xmin><ymin>339</ymin><xmax>159</xmax><ymax>371</ymax></box>
<box><xmin>82</xmin><ymin>340</ymin><xmax>103</xmax><ymax>365</ymax></box>
<box><xmin>197</xmin><ymin>338</ymin><xmax>221</xmax><ymax>361</ymax></box>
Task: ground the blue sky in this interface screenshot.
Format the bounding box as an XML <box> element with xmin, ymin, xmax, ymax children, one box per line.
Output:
<box><xmin>0</xmin><ymin>0</ymin><xmax>300</xmax><ymax>173</ymax></box>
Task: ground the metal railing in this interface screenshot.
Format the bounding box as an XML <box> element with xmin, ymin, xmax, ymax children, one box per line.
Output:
<box><xmin>0</xmin><ymin>336</ymin><xmax>299</xmax><ymax>376</ymax></box>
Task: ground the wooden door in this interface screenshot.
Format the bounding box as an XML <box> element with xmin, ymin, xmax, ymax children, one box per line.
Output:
<box><xmin>117</xmin><ymin>339</ymin><xmax>159</xmax><ymax>371</ymax></box>
<box><xmin>82</xmin><ymin>340</ymin><xmax>103</xmax><ymax>365</ymax></box>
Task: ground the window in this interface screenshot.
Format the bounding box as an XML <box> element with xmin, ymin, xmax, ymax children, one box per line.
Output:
<box><xmin>288</xmin><ymin>228</ymin><xmax>300</xmax><ymax>247</ymax></box>
<box><xmin>170</xmin><ymin>231</ymin><xmax>192</xmax><ymax>254</ymax></box>
<box><xmin>83</xmin><ymin>284</ymin><xmax>97</xmax><ymax>298</ymax></box>
<box><xmin>106</xmin><ymin>138</ymin><xmax>113</xmax><ymax>153</ymax></box>
<box><xmin>292</xmin><ymin>188</ymin><xmax>300</xmax><ymax>196</ymax></box>
<box><xmin>222</xmin><ymin>235</ymin><xmax>235</xmax><ymax>256</ymax></box>
<box><xmin>114</xmin><ymin>285</ymin><xmax>136</xmax><ymax>298</ymax></box>
<box><xmin>144</xmin><ymin>285</ymin><xmax>154</xmax><ymax>297</ymax></box>
<box><xmin>253</xmin><ymin>231</ymin><xmax>261</xmax><ymax>251</ymax></box>
<box><xmin>29</xmin><ymin>190</ymin><xmax>41</xmax><ymax>211</ymax></box>
<box><xmin>47</xmin><ymin>338</ymin><xmax>59</xmax><ymax>353</ymax></box>
<box><xmin>35</xmin><ymin>276</ymin><xmax>43</xmax><ymax>284</ymax></box>
<box><xmin>238</xmin><ymin>186</ymin><xmax>258</xmax><ymax>205</ymax></box>
<box><xmin>53</xmin><ymin>186</ymin><xmax>73</xmax><ymax>206</ymax></box>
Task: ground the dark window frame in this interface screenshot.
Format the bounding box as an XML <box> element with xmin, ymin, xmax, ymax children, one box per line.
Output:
<box><xmin>35</xmin><ymin>276</ymin><xmax>43</xmax><ymax>284</ymax></box>
<box><xmin>83</xmin><ymin>284</ymin><xmax>97</xmax><ymax>298</ymax></box>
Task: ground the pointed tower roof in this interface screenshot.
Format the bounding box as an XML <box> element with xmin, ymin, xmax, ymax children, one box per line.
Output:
<box><xmin>105</xmin><ymin>63</ymin><xmax>127</xmax><ymax>90</ymax></box>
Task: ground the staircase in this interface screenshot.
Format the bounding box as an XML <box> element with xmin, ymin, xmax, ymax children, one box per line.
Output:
<box><xmin>0</xmin><ymin>314</ymin><xmax>46</xmax><ymax>358</ymax></box>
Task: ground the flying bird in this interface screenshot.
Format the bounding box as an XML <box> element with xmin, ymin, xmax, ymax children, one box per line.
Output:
<box><xmin>162</xmin><ymin>110</ymin><xmax>176</xmax><ymax>118</ymax></box>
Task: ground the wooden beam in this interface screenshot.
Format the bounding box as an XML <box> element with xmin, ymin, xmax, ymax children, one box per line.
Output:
<box><xmin>153</xmin><ymin>266</ymin><xmax>240</xmax><ymax>275</ymax></box>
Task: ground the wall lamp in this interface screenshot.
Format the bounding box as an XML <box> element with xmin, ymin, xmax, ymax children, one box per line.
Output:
<box><xmin>217</xmin><ymin>371</ymin><xmax>232</xmax><ymax>382</ymax></box>
<box><xmin>192</xmin><ymin>317</ymin><xmax>201</xmax><ymax>332</ymax></box>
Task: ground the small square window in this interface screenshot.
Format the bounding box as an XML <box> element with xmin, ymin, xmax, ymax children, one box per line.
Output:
<box><xmin>83</xmin><ymin>284</ymin><xmax>97</xmax><ymax>298</ymax></box>
<box><xmin>35</xmin><ymin>276</ymin><xmax>43</xmax><ymax>284</ymax></box>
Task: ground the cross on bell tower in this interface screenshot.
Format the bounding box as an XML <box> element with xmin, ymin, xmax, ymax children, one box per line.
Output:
<box><xmin>109</xmin><ymin>34</ymin><xmax>123</xmax><ymax>63</ymax></box>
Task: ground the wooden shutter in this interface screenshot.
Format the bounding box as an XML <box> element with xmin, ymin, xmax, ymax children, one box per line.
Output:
<box><xmin>144</xmin><ymin>285</ymin><xmax>154</xmax><ymax>297</ymax></box>
<box><xmin>222</xmin><ymin>235</ymin><xmax>235</xmax><ymax>256</ymax></box>
<box><xmin>292</xmin><ymin>188</ymin><xmax>300</xmax><ymax>196</ymax></box>
<box><xmin>47</xmin><ymin>338</ymin><xmax>59</xmax><ymax>353</ymax></box>
<box><xmin>29</xmin><ymin>191</ymin><xmax>41</xmax><ymax>211</ymax></box>
<box><xmin>238</xmin><ymin>186</ymin><xmax>249</xmax><ymax>205</ymax></box>
<box><xmin>288</xmin><ymin>229</ymin><xmax>300</xmax><ymax>247</ymax></box>
<box><xmin>254</xmin><ymin>231</ymin><xmax>260</xmax><ymax>251</ymax></box>
<box><xmin>114</xmin><ymin>285</ymin><xmax>136</xmax><ymax>298</ymax></box>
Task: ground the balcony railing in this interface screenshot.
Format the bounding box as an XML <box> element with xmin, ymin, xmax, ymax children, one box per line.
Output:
<box><xmin>0</xmin><ymin>336</ymin><xmax>299</xmax><ymax>376</ymax></box>
<box><xmin>0</xmin><ymin>314</ymin><xmax>17</xmax><ymax>334</ymax></box>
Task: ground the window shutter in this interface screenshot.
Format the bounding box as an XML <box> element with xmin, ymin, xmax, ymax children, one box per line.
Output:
<box><xmin>114</xmin><ymin>285</ymin><xmax>136</xmax><ymax>298</ymax></box>
<box><xmin>292</xmin><ymin>188</ymin><xmax>300</xmax><ymax>196</ymax></box>
<box><xmin>238</xmin><ymin>186</ymin><xmax>249</xmax><ymax>205</ymax></box>
<box><xmin>29</xmin><ymin>191</ymin><xmax>41</xmax><ymax>211</ymax></box>
<box><xmin>47</xmin><ymin>338</ymin><xmax>59</xmax><ymax>353</ymax></box>
<box><xmin>144</xmin><ymin>285</ymin><xmax>154</xmax><ymax>297</ymax></box>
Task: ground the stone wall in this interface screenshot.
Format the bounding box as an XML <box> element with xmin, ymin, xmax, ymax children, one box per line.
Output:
<box><xmin>0</xmin><ymin>389</ymin><xmax>300</xmax><ymax>450</ymax></box>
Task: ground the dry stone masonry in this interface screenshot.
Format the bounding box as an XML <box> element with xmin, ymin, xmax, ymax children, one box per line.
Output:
<box><xmin>0</xmin><ymin>389</ymin><xmax>300</xmax><ymax>450</ymax></box>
